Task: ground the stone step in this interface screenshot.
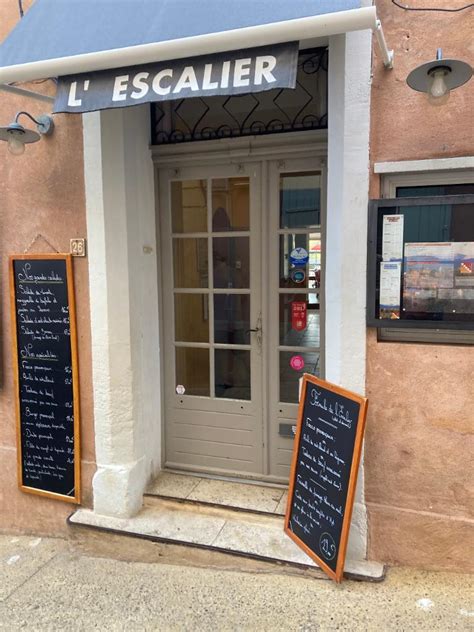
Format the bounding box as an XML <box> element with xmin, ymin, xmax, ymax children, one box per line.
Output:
<box><xmin>145</xmin><ymin>471</ymin><xmax>288</xmax><ymax>516</ymax></box>
<box><xmin>68</xmin><ymin>497</ymin><xmax>385</xmax><ymax>582</ymax></box>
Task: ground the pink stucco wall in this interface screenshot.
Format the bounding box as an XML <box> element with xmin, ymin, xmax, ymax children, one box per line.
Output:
<box><xmin>0</xmin><ymin>0</ymin><xmax>472</xmax><ymax>573</ymax></box>
<box><xmin>0</xmin><ymin>1</ymin><xmax>96</xmax><ymax>534</ymax></box>
<box><xmin>366</xmin><ymin>0</ymin><xmax>474</xmax><ymax>572</ymax></box>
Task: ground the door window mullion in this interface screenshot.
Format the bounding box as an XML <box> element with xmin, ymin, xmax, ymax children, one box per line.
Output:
<box><xmin>207</xmin><ymin>177</ymin><xmax>215</xmax><ymax>398</ymax></box>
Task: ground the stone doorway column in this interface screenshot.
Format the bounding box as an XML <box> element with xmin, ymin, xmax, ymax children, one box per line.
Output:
<box><xmin>327</xmin><ymin>30</ymin><xmax>372</xmax><ymax>561</ymax></box>
<box><xmin>82</xmin><ymin>105</ymin><xmax>162</xmax><ymax>518</ymax></box>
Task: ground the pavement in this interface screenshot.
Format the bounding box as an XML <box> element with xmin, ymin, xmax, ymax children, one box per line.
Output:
<box><xmin>0</xmin><ymin>534</ymin><xmax>472</xmax><ymax>631</ymax></box>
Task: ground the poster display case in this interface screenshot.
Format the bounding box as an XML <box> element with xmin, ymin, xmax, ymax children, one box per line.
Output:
<box><xmin>367</xmin><ymin>195</ymin><xmax>474</xmax><ymax>329</ymax></box>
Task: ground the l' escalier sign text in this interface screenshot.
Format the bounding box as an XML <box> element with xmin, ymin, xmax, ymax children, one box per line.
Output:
<box><xmin>54</xmin><ymin>43</ymin><xmax>298</xmax><ymax>114</ymax></box>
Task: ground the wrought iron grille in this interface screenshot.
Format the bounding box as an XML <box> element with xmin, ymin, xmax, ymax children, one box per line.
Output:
<box><xmin>150</xmin><ymin>48</ymin><xmax>328</xmax><ymax>145</ymax></box>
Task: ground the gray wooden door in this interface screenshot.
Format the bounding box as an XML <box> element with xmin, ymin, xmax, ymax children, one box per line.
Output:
<box><xmin>159</xmin><ymin>155</ymin><xmax>325</xmax><ymax>481</ymax></box>
<box><xmin>266</xmin><ymin>158</ymin><xmax>325</xmax><ymax>481</ymax></box>
<box><xmin>160</xmin><ymin>163</ymin><xmax>264</xmax><ymax>477</ymax></box>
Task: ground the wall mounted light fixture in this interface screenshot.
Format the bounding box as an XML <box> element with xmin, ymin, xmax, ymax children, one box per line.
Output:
<box><xmin>407</xmin><ymin>49</ymin><xmax>473</xmax><ymax>106</ymax></box>
<box><xmin>0</xmin><ymin>111</ymin><xmax>54</xmax><ymax>155</ymax></box>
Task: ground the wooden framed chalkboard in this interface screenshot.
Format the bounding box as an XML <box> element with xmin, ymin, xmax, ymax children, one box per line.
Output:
<box><xmin>284</xmin><ymin>374</ymin><xmax>368</xmax><ymax>583</ymax></box>
<box><xmin>10</xmin><ymin>254</ymin><xmax>81</xmax><ymax>503</ymax></box>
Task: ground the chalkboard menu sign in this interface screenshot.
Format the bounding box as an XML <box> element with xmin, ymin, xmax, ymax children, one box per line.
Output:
<box><xmin>284</xmin><ymin>374</ymin><xmax>368</xmax><ymax>582</ymax></box>
<box><xmin>10</xmin><ymin>255</ymin><xmax>81</xmax><ymax>503</ymax></box>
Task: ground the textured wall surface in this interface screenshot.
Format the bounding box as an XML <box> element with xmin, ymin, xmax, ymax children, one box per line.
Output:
<box><xmin>0</xmin><ymin>0</ymin><xmax>95</xmax><ymax>534</ymax></box>
<box><xmin>366</xmin><ymin>0</ymin><xmax>474</xmax><ymax>571</ymax></box>
<box><xmin>1</xmin><ymin>0</ymin><xmax>472</xmax><ymax>572</ymax></box>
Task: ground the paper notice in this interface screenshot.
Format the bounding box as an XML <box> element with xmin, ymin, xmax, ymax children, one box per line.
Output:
<box><xmin>382</xmin><ymin>215</ymin><xmax>404</xmax><ymax>262</ymax></box>
<box><xmin>379</xmin><ymin>262</ymin><xmax>401</xmax><ymax>319</ymax></box>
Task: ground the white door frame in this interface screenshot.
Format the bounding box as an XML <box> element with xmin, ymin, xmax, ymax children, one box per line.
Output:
<box><xmin>82</xmin><ymin>30</ymin><xmax>371</xmax><ymax>563</ymax></box>
<box><xmin>155</xmin><ymin>139</ymin><xmax>325</xmax><ymax>483</ymax></box>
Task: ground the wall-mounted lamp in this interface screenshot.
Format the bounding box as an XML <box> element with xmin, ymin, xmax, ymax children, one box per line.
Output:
<box><xmin>407</xmin><ymin>49</ymin><xmax>473</xmax><ymax>106</ymax></box>
<box><xmin>0</xmin><ymin>111</ymin><xmax>54</xmax><ymax>155</ymax></box>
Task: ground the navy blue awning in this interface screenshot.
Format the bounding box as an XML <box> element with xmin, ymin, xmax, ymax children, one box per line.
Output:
<box><xmin>0</xmin><ymin>1</ymin><xmax>375</xmax><ymax>84</ymax></box>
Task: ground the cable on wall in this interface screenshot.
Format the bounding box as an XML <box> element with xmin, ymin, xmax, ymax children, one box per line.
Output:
<box><xmin>392</xmin><ymin>1</ymin><xmax>474</xmax><ymax>12</ymax></box>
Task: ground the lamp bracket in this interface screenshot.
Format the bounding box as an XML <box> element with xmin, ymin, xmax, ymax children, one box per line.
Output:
<box><xmin>35</xmin><ymin>114</ymin><xmax>54</xmax><ymax>136</ymax></box>
<box><xmin>14</xmin><ymin>111</ymin><xmax>54</xmax><ymax>136</ymax></box>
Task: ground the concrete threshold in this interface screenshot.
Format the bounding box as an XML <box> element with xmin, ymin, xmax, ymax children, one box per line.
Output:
<box><xmin>69</xmin><ymin>496</ymin><xmax>385</xmax><ymax>582</ymax></box>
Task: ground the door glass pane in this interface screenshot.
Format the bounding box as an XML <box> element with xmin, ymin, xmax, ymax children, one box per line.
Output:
<box><xmin>279</xmin><ymin>233</ymin><xmax>321</xmax><ymax>292</ymax></box>
<box><xmin>175</xmin><ymin>294</ymin><xmax>209</xmax><ymax>342</ymax></box>
<box><xmin>212</xmin><ymin>177</ymin><xmax>250</xmax><ymax>232</ymax></box>
<box><xmin>176</xmin><ymin>348</ymin><xmax>210</xmax><ymax>396</ymax></box>
<box><xmin>173</xmin><ymin>238</ymin><xmax>208</xmax><ymax>288</ymax></box>
<box><xmin>279</xmin><ymin>295</ymin><xmax>320</xmax><ymax>347</ymax></box>
<box><xmin>280</xmin><ymin>172</ymin><xmax>321</xmax><ymax>229</ymax></box>
<box><xmin>280</xmin><ymin>351</ymin><xmax>320</xmax><ymax>404</ymax></box>
<box><xmin>171</xmin><ymin>180</ymin><xmax>207</xmax><ymax>233</ymax></box>
<box><xmin>213</xmin><ymin>237</ymin><xmax>250</xmax><ymax>288</ymax></box>
<box><xmin>215</xmin><ymin>349</ymin><xmax>251</xmax><ymax>400</ymax></box>
<box><xmin>214</xmin><ymin>294</ymin><xmax>250</xmax><ymax>344</ymax></box>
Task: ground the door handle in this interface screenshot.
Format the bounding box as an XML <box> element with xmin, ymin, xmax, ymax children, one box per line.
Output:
<box><xmin>247</xmin><ymin>312</ymin><xmax>263</xmax><ymax>355</ymax></box>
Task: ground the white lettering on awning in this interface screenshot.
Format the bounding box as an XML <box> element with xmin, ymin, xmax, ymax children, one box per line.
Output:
<box><xmin>68</xmin><ymin>81</ymin><xmax>82</xmax><ymax>107</ymax></box>
<box><xmin>54</xmin><ymin>42</ymin><xmax>299</xmax><ymax>114</ymax></box>
<box><xmin>221</xmin><ymin>60</ymin><xmax>231</xmax><ymax>89</ymax></box>
<box><xmin>152</xmin><ymin>69</ymin><xmax>173</xmax><ymax>95</ymax></box>
<box><xmin>112</xmin><ymin>75</ymin><xmax>129</xmax><ymax>101</ymax></box>
<box><xmin>173</xmin><ymin>66</ymin><xmax>199</xmax><ymax>93</ymax></box>
<box><xmin>255</xmin><ymin>56</ymin><xmax>277</xmax><ymax>85</ymax></box>
<box><xmin>131</xmin><ymin>72</ymin><xmax>150</xmax><ymax>100</ymax></box>
<box><xmin>202</xmin><ymin>63</ymin><xmax>218</xmax><ymax>90</ymax></box>
<box><xmin>233</xmin><ymin>58</ymin><xmax>252</xmax><ymax>87</ymax></box>
<box><xmin>112</xmin><ymin>55</ymin><xmax>282</xmax><ymax>99</ymax></box>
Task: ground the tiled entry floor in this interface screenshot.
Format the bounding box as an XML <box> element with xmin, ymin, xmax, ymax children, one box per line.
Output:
<box><xmin>146</xmin><ymin>472</ymin><xmax>288</xmax><ymax>515</ymax></box>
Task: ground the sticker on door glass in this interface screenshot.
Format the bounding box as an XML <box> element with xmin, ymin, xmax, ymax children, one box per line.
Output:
<box><xmin>291</xmin><ymin>301</ymin><xmax>307</xmax><ymax>331</ymax></box>
<box><xmin>289</xmin><ymin>247</ymin><xmax>309</xmax><ymax>266</ymax></box>
<box><xmin>290</xmin><ymin>269</ymin><xmax>306</xmax><ymax>284</ymax></box>
<box><xmin>176</xmin><ymin>384</ymin><xmax>186</xmax><ymax>395</ymax></box>
<box><xmin>290</xmin><ymin>355</ymin><xmax>305</xmax><ymax>371</ymax></box>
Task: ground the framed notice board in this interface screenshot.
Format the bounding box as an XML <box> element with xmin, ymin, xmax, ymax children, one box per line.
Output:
<box><xmin>284</xmin><ymin>374</ymin><xmax>368</xmax><ymax>583</ymax></box>
<box><xmin>10</xmin><ymin>254</ymin><xmax>81</xmax><ymax>503</ymax></box>
<box><xmin>367</xmin><ymin>194</ymin><xmax>474</xmax><ymax>329</ymax></box>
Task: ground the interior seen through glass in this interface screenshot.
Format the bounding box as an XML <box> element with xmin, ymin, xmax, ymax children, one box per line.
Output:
<box><xmin>279</xmin><ymin>171</ymin><xmax>322</xmax><ymax>403</ymax></box>
<box><xmin>172</xmin><ymin>177</ymin><xmax>252</xmax><ymax>400</ymax></box>
<box><xmin>171</xmin><ymin>170</ymin><xmax>323</xmax><ymax>403</ymax></box>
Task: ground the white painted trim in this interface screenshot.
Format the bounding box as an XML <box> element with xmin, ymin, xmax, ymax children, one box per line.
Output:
<box><xmin>374</xmin><ymin>156</ymin><xmax>474</xmax><ymax>174</ymax></box>
<box><xmin>326</xmin><ymin>30</ymin><xmax>372</xmax><ymax>561</ymax></box>
<box><xmin>382</xmin><ymin>169</ymin><xmax>474</xmax><ymax>198</ymax></box>
<box><xmin>0</xmin><ymin>8</ymin><xmax>377</xmax><ymax>83</ymax></box>
<box><xmin>152</xmin><ymin>131</ymin><xmax>328</xmax><ymax>166</ymax></box>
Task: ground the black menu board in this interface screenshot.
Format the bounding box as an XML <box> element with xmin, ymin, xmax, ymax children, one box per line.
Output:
<box><xmin>10</xmin><ymin>255</ymin><xmax>81</xmax><ymax>503</ymax></box>
<box><xmin>284</xmin><ymin>374</ymin><xmax>368</xmax><ymax>582</ymax></box>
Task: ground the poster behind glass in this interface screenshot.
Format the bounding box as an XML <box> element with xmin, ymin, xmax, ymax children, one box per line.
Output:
<box><xmin>374</xmin><ymin>195</ymin><xmax>474</xmax><ymax>325</ymax></box>
<box><xmin>403</xmin><ymin>241</ymin><xmax>474</xmax><ymax>317</ymax></box>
